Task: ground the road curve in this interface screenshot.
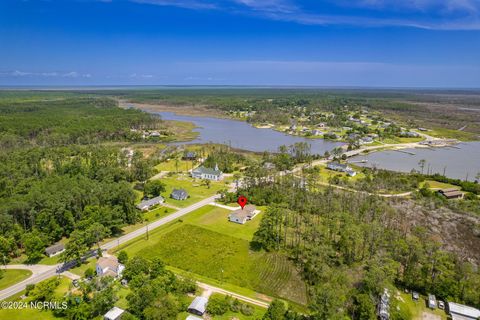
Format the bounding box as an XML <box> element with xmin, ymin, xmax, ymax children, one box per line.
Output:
<box><xmin>0</xmin><ymin>194</ymin><xmax>221</xmax><ymax>301</ymax></box>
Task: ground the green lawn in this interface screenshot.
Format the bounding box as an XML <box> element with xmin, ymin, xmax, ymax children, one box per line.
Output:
<box><xmin>114</xmin><ymin>205</ymin><xmax>308</xmax><ymax>305</ymax></box>
<box><xmin>158</xmin><ymin>174</ymin><xmax>229</xmax><ymax>208</ymax></box>
<box><xmin>155</xmin><ymin>158</ymin><xmax>195</xmax><ymax>172</ymax></box>
<box><xmin>184</xmin><ymin>205</ymin><xmax>263</xmax><ymax>241</ymax></box>
<box><xmin>420</xmin><ymin>180</ymin><xmax>461</xmax><ymax>190</ymax></box>
<box><xmin>69</xmin><ymin>257</ymin><xmax>97</xmax><ymax>277</ymax></box>
<box><xmin>0</xmin><ymin>269</ymin><xmax>32</xmax><ymax>290</ymax></box>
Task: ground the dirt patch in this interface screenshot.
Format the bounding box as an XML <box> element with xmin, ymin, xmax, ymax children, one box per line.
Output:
<box><xmin>421</xmin><ymin>311</ymin><xmax>441</xmax><ymax>320</ymax></box>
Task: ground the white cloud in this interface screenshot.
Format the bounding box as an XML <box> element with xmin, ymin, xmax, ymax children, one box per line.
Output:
<box><xmin>132</xmin><ymin>0</ymin><xmax>218</xmax><ymax>10</ymax></box>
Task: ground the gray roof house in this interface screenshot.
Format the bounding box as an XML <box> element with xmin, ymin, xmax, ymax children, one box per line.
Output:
<box><xmin>447</xmin><ymin>302</ymin><xmax>480</xmax><ymax>320</ymax></box>
<box><xmin>188</xmin><ymin>296</ymin><xmax>208</xmax><ymax>316</ymax></box>
<box><xmin>191</xmin><ymin>164</ymin><xmax>223</xmax><ymax>181</ymax></box>
<box><xmin>228</xmin><ymin>205</ymin><xmax>257</xmax><ymax>224</ymax></box>
<box><xmin>327</xmin><ymin>162</ymin><xmax>352</xmax><ymax>172</ymax></box>
<box><xmin>170</xmin><ymin>188</ymin><xmax>188</xmax><ymax>201</ymax></box>
<box><xmin>45</xmin><ymin>243</ymin><xmax>65</xmax><ymax>257</ymax></box>
<box><xmin>136</xmin><ymin>196</ymin><xmax>165</xmax><ymax>211</ymax></box>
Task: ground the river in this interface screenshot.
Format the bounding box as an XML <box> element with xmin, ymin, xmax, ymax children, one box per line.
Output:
<box><xmin>349</xmin><ymin>142</ymin><xmax>480</xmax><ymax>181</ymax></box>
<box><xmin>156</xmin><ymin>111</ymin><xmax>344</xmax><ymax>154</ymax></box>
<box><xmin>155</xmin><ymin>111</ymin><xmax>480</xmax><ymax>181</ymax></box>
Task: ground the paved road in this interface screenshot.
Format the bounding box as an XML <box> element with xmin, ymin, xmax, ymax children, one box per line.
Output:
<box><xmin>0</xmin><ymin>193</ymin><xmax>221</xmax><ymax>300</ymax></box>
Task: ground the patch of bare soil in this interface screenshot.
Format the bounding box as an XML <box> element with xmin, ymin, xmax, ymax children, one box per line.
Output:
<box><xmin>392</xmin><ymin>200</ymin><xmax>480</xmax><ymax>263</ymax></box>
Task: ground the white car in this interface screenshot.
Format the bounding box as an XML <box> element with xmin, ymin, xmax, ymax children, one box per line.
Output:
<box><xmin>438</xmin><ymin>301</ymin><xmax>445</xmax><ymax>310</ymax></box>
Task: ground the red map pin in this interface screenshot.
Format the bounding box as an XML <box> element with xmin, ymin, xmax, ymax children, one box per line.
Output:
<box><xmin>237</xmin><ymin>195</ymin><xmax>248</xmax><ymax>209</ymax></box>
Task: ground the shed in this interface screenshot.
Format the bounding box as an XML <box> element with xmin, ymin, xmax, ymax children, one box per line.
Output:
<box><xmin>188</xmin><ymin>296</ymin><xmax>208</xmax><ymax>316</ymax></box>
<box><xmin>45</xmin><ymin>243</ymin><xmax>65</xmax><ymax>257</ymax></box>
<box><xmin>438</xmin><ymin>188</ymin><xmax>464</xmax><ymax>200</ymax></box>
<box><xmin>104</xmin><ymin>306</ymin><xmax>125</xmax><ymax>320</ymax></box>
<box><xmin>428</xmin><ymin>294</ymin><xmax>436</xmax><ymax>309</ymax></box>
<box><xmin>448</xmin><ymin>302</ymin><xmax>480</xmax><ymax>320</ymax></box>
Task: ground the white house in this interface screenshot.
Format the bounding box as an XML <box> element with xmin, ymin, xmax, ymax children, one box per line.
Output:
<box><xmin>191</xmin><ymin>164</ymin><xmax>223</xmax><ymax>181</ymax></box>
<box><xmin>136</xmin><ymin>196</ymin><xmax>165</xmax><ymax>211</ymax></box>
<box><xmin>447</xmin><ymin>302</ymin><xmax>480</xmax><ymax>320</ymax></box>
<box><xmin>228</xmin><ymin>205</ymin><xmax>258</xmax><ymax>224</ymax></box>
<box><xmin>96</xmin><ymin>256</ymin><xmax>125</xmax><ymax>278</ymax></box>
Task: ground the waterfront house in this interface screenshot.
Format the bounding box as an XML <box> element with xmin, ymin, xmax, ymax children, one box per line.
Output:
<box><xmin>45</xmin><ymin>243</ymin><xmax>65</xmax><ymax>257</ymax></box>
<box><xmin>228</xmin><ymin>205</ymin><xmax>257</xmax><ymax>224</ymax></box>
<box><xmin>96</xmin><ymin>256</ymin><xmax>125</xmax><ymax>278</ymax></box>
<box><xmin>327</xmin><ymin>162</ymin><xmax>352</xmax><ymax>172</ymax></box>
<box><xmin>170</xmin><ymin>188</ymin><xmax>188</xmax><ymax>200</ymax></box>
<box><xmin>438</xmin><ymin>188</ymin><xmax>464</xmax><ymax>200</ymax></box>
<box><xmin>104</xmin><ymin>307</ymin><xmax>125</xmax><ymax>320</ymax></box>
<box><xmin>188</xmin><ymin>297</ymin><xmax>208</xmax><ymax>316</ymax></box>
<box><xmin>136</xmin><ymin>196</ymin><xmax>165</xmax><ymax>211</ymax></box>
<box><xmin>447</xmin><ymin>302</ymin><xmax>480</xmax><ymax>320</ymax></box>
<box><xmin>191</xmin><ymin>164</ymin><xmax>223</xmax><ymax>181</ymax></box>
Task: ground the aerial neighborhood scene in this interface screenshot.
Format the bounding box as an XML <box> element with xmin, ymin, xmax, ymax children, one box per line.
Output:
<box><xmin>1</xmin><ymin>1</ymin><xmax>480</xmax><ymax>320</ymax></box>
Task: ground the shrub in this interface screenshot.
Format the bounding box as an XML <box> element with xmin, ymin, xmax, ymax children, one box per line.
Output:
<box><xmin>207</xmin><ymin>294</ymin><xmax>230</xmax><ymax>315</ymax></box>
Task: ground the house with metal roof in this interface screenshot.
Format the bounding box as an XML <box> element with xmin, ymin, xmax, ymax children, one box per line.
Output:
<box><xmin>327</xmin><ymin>162</ymin><xmax>353</xmax><ymax>173</ymax></box>
<box><xmin>136</xmin><ymin>195</ymin><xmax>165</xmax><ymax>211</ymax></box>
<box><xmin>191</xmin><ymin>164</ymin><xmax>223</xmax><ymax>181</ymax></box>
<box><xmin>45</xmin><ymin>243</ymin><xmax>65</xmax><ymax>257</ymax></box>
<box><xmin>447</xmin><ymin>302</ymin><xmax>480</xmax><ymax>320</ymax></box>
<box><xmin>228</xmin><ymin>205</ymin><xmax>258</xmax><ymax>224</ymax></box>
<box><xmin>170</xmin><ymin>188</ymin><xmax>188</xmax><ymax>201</ymax></box>
<box><xmin>187</xmin><ymin>296</ymin><xmax>208</xmax><ymax>316</ymax></box>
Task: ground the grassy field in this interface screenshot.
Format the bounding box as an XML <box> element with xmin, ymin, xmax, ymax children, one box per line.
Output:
<box><xmin>0</xmin><ymin>276</ymin><xmax>71</xmax><ymax>320</ymax></box>
<box><xmin>428</xmin><ymin>127</ymin><xmax>478</xmax><ymax>141</ymax></box>
<box><xmin>0</xmin><ymin>269</ymin><xmax>32</xmax><ymax>290</ymax></box>
<box><xmin>420</xmin><ymin>180</ymin><xmax>461</xmax><ymax>190</ymax></box>
<box><xmin>159</xmin><ymin>174</ymin><xmax>230</xmax><ymax>208</ymax></box>
<box><xmin>117</xmin><ymin>205</ymin><xmax>307</xmax><ymax>305</ymax></box>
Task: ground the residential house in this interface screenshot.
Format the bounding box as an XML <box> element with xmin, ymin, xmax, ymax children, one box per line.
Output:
<box><xmin>191</xmin><ymin>164</ymin><xmax>223</xmax><ymax>181</ymax></box>
<box><xmin>360</xmin><ymin>137</ymin><xmax>374</xmax><ymax>144</ymax></box>
<box><xmin>228</xmin><ymin>205</ymin><xmax>258</xmax><ymax>224</ymax></box>
<box><xmin>96</xmin><ymin>256</ymin><xmax>125</xmax><ymax>278</ymax></box>
<box><xmin>327</xmin><ymin>162</ymin><xmax>352</xmax><ymax>172</ymax></box>
<box><xmin>149</xmin><ymin>131</ymin><xmax>161</xmax><ymax>138</ymax></box>
<box><xmin>45</xmin><ymin>243</ymin><xmax>65</xmax><ymax>257</ymax></box>
<box><xmin>187</xmin><ymin>297</ymin><xmax>208</xmax><ymax>316</ymax></box>
<box><xmin>182</xmin><ymin>151</ymin><xmax>197</xmax><ymax>161</ymax></box>
<box><xmin>136</xmin><ymin>196</ymin><xmax>165</xmax><ymax>211</ymax></box>
<box><xmin>438</xmin><ymin>188</ymin><xmax>464</xmax><ymax>200</ymax></box>
<box><xmin>170</xmin><ymin>188</ymin><xmax>188</xmax><ymax>201</ymax></box>
<box><xmin>327</xmin><ymin>162</ymin><xmax>357</xmax><ymax>177</ymax></box>
<box><xmin>104</xmin><ymin>307</ymin><xmax>125</xmax><ymax>320</ymax></box>
<box><xmin>311</xmin><ymin>129</ymin><xmax>323</xmax><ymax>136</ymax></box>
<box><xmin>447</xmin><ymin>302</ymin><xmax>480</xmax><ymax>320</ymax></box>
<box><xmin>400</xmin><ymin>131</ymin><xmax>420</xmax><ymax>138</ymax></box>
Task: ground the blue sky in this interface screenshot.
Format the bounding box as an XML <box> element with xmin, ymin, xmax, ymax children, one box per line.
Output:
<box><xmin>1</xmin><ymin>0</ymin><xmax>480</xmax><ymax>87</ymax></box>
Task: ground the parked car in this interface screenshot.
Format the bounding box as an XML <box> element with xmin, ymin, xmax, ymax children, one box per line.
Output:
<box><xmin>438</xmin><ymin>301</ymin><xmax>445</xmax><ymax>310</ymax></box>
<box><xmin>412</xmin><ymin>291</ymin><xmax>419</xmax><ymax>301</ymax></box>
<box><xmin>428</xmin><ymin>294</ymin><xmax>437</xmax><ymax>309</ymax></box>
